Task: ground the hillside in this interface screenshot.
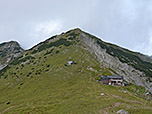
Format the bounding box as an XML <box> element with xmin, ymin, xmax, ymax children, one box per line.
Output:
<box><xmin>0</xmin><ymin>28</ymin><xmax>152</xmax><ymax>113</ymax></box>
<box><xmin>0</xmin><ymin>41</ymin><xmax>24</xmax><ymax>70</ymax></box>
<box><xmin>80</xmin><ymin>31</ymin><xmax>152</xmax><ymax>92</ymax></box>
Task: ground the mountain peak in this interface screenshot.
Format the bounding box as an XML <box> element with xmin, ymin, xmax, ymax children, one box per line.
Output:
<box><xmin>0</xmin><ymin>41</ymin><xmax>23</xmax><ymax>54</ymax></box>
<box><xmin>0</xmin><ymin>41</ymin><xmax>24</xmax><ymax>70</ymax></box>
<box><xmin>70</xmin><ymin>28</ymin><xmax>82</xmax><ymax>32</ymax></box>
<box><xmin>64</xmin><ymin>28</ymin><xmax>83</xmax><ymax>35</ymax></box>
<box><xmin>0</xmin><ymin>29</ymin><xmax>152</xmax><ymax>113</ymax></box>
<box><xmin>0</xmin><ymin>40</ymin><xmax>19</xmax><ymax>45</ymax></box>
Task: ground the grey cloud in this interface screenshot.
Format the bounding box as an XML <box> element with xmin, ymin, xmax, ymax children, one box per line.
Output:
<box><xmin>0</xmin><ymin>0</ymin><xmax>152</xmax><ymax>55</ymax></box>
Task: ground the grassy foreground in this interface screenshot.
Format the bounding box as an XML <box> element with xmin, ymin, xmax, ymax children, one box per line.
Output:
<box><xmin>0</xmin><ymin>41</ymin><xmax>152</xmax><ymax>114</ymax></box>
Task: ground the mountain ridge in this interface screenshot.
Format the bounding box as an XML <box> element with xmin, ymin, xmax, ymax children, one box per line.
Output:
<box><xmin>0</xmin><ymin>28</ymin><xmax>152</xmax><ymax>113</ymax></box>
<box><xmin>1</xmin><ymin>28</ymin><xmax>152</xmax><ymax>91</ymax></box>
<box><xmin>17</xmin><ymin>28</ymin><xmax>152</xmax><ymax>90</ymax></box>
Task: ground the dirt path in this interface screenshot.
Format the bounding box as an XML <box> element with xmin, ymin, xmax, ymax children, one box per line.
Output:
<box><xmin>0</xmin><ymin>106</ymin><xmax>16</xmax><ymax>114</ymax></box>
<box><xmin>99</xmin><ymin>93</ymin><xmax>152</xmax><ymax>113</ymax></box>
<box><xmin>99</xmin><ymin>102</ymin><xmax>121</xmax><ymax>114</ymax></box>
<box><xmin>111</xmin><ymin>94</ymin><xmax>145</xmax><ymax>104</ymax></box>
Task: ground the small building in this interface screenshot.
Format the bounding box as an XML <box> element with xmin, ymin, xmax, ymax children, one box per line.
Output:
<box><xmin>67</xmin><ymin>61</ymin><xmax>74</xmax><ymax>65</ymax></box>
<box><xmin>99</xmin><ymin>76</ymin><xmax>125</xmax><ymax>86</ymax></box>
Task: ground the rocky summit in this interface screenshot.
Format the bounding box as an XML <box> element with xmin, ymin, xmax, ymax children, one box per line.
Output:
<box><xmin>0</xmin><ymin>28</ymin><xmax>152</xmax><ymax>114</ymax></box>
<box><xmin>0</xmin><ymin>41</ymin><xmax>24</xmax><ymax>70</ymax></box>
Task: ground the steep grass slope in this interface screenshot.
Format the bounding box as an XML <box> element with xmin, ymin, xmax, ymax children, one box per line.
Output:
<box><xmin>0</xmin><ymin>29</ymin><xmax>152</xmax><ymax>113</ymax></box>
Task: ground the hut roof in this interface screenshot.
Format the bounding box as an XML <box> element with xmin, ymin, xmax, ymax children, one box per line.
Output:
<box><xmin>101</xmin><ymin>76</ymin><xmax>123</xmax><ymax>79</ymax></box>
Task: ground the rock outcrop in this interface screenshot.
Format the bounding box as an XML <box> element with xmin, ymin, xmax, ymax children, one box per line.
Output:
<box><xmin>0</xmin><ymin>41</ymin><xmax>24</xmax><ymax>70</ymax></box>
<box><xmin>77</xmin><ymin>30</ymin><xmax>152</xmax><ymax>92</ymax></box>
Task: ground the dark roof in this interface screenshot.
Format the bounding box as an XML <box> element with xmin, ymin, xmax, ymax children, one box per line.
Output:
<box><xmin>101</xmin><ymin>76</ymin><xmax>123</xmax><ymax>79</ymax></box>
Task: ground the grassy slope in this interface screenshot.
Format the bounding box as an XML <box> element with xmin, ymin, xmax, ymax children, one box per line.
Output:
<box><xmin>0</xmin><ymin>31</ymin><xmax>152</xmax><ymax>113</ymax></box>
<box><xmin>0</xmin><ymin>44</ymin><xmax>152</xmax><ymax>114</ymax></box>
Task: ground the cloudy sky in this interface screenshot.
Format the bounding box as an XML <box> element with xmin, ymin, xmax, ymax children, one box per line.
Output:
<box><xmin>0</xmin><ymin>0</ymin><xmax>152</xmax><ymax>55</ymax></box>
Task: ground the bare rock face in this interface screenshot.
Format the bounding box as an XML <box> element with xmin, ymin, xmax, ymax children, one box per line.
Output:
<box><xmin>0</xmin><ymin>41</ymin><xmax>24</xmax><ymax>70</ymax></box>
<box><xmin>79</xmin><ymin>31</ymin><xmax>152</xmax><ymax>92</ymax></box>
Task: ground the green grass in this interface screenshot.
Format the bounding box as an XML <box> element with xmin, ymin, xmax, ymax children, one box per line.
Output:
<box><xmin>10</xmin><ymin>56</ymin><xmax>35</xmax><ymax>65</ymax></box>
<box><xmin>0</xmin><ymin>30</ymin><xmax>152</xmax><ymax>114</ymax></box>
<box><xmin>37</xmin><ymin>38</ymin><xmax>72</xmax><ymax>52</ymax></box>
<box><xmin>0</xmin><ymin>44</ymin><xmax>152</xmax><ymax>114</ymax></box>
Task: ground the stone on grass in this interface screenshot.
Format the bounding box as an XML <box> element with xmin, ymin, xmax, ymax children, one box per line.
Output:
<box><xmin>116</xmin><ymin>109</ymin><xmax>128</xmax><ymax>114</ymax></box>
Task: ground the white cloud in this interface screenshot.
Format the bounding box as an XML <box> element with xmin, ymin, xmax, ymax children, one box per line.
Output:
<box><xmin>134</xmin><ymin>29</ymin><xmax>152</xmax><ymax>55</ymax></box>
<box><xmin>35</xmin><ymin>20</ymin><xmax>62</xmax><ymax>35</ymax></box>
<box><xmin>0</xmin><ymin>0</ymin><xmax>152</xmax><ymax>55</ymax></box>
<box><xmin>21</xmin><ymin>20</ymin><xmax>63</xmax><ymax>49</ymax></box>
<box><xmin>147</xmin><ymin>30</ymin><xmax>152</xmax><ymax>55</ymax></box>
